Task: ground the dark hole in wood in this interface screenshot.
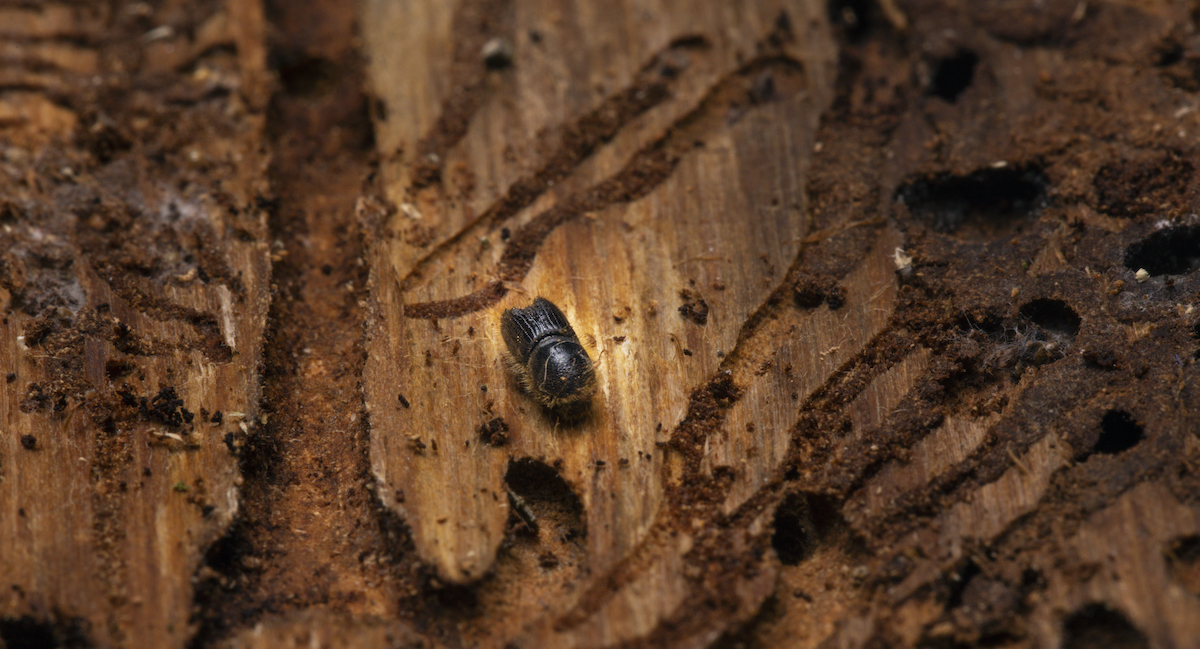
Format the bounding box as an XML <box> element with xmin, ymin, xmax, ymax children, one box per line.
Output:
<box><xmin>1061</xmin><ymin>603</ymin><xmax>1149</xmax><ymax>649</ymax></box>
<box><xmin>1019</xmin><ymin>298</ymin><xmax>1081</xmax><ymax>337</ymax></box>
<box><xmin>771</xmin><ymin>492</ymin><xmax>838</xmax><ymax>565</ymax></box>
<box><xmin>896</xmin><ymin>166</ymin><xmax>1049</xmax><ymax>238</ymax></box>
<box><xmin>505</xmin><ymin>458</ymin><xmax>586</xmax><ymax>544</ymax></box>
<box><xmin>429</xmin><ymin>581</ymin><xmax>479</xmax><ymax>611</ymax></box>
<box><xmin>1123</xmin><ymin>225</ymin><xmax>1200</xmax><ymax>277</ymax></box>
<box><xmin>274</xmin><ymin>54</ymin><xmax>338</xmax><ymax>97</ymax></box>
<box><xmin>0</xmin><ymin>614</ymin><xmax>91</xmax><ymax>649</ymax></box>
<box><xmin>929</xmin><ymin>49</ymin><xmax>979</xmax><ymax>102</ymax></box>
<box><xmin>1095</xmin><ymin>410</ymin><xmax>1144</xmax><ymax>455</ymax></box>
<box><xmin>1156</xmin><ymin>41</ymin><xmax>1184</xmax><ymax>67</ymax></box>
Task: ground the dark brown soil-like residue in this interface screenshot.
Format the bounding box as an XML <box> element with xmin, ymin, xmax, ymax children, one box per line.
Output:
<box><xmin>188</xmin><ymin>1</ymin><xmax>417</xmax><ymax>645</ymax></box>
<box><xmin>478</xmin><ymin>416</ymin><xmax>510</xmax><ymax>446</ymax></box>
<box><xmin>677</xmin><ymin>288</ymin><xmax>710</xmax><ymax>325</ymax></box>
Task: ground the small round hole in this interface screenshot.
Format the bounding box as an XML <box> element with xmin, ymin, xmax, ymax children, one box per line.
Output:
<box><xmin>929</xmin><ymin>50</ymin><xmax>979</xmax><ymax>102</ymax></box>
<box><xmin>1094</xmin><ymin>410</ymin><xmax>1144</xmax><ymax>455</ymax></box>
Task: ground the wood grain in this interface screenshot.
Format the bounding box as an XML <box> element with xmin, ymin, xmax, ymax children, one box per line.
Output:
<box><xmin>3</xmin><ymin>1</ymin><xmax>1195</xmax><ymax>648</ymax></box>
<box><xmin>0</xmin><ymin>2</ymin><xmax>271</xmax><ymax>646</ymax></box>
<box><xmin>359</xmin><ymin>0</ymin><xmax>886</xmax><ymax>644</ymax></box>
<box><xmin>362</xmin><ymin>0</ymin><xmax>835</xmax><ymax>573</ymax></box>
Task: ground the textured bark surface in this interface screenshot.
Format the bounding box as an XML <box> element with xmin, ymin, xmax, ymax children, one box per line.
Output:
<box><xmin>2</xmin><ymin>1</ymin><xmax>1200</xmax><ymax>648</ymax></box>
<box><xmin>0</xmin><ymin>2</ymin><xmax>272</xmax><ymax>647</ymax></box>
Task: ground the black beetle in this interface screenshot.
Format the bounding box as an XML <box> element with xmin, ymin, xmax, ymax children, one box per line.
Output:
<box><xmin>500</xmin><ymin>297</ymin><xmax>596</xmax><ymax>414</ymax></box>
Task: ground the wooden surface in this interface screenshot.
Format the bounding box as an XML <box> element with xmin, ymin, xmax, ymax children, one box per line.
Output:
<box><xmin>359</xmin><ymin>0</ymin><xmax>1200</xmax><ymax>646</ymax></box>
<box><xmin>360</xmin><ymin>0</ymin><xmax>834</xmax><ymax>579</ymax></box>
<box><xmin>360</xmin><ymin>0</ymin><xmax>851</xmax><ymax>642</ymax></box>
<box><xmin>2</xmin><ymin>1</ymin><xmax>1199</xmax><ymax>648</ymax></box>
<box><xmin>0</xmin><ymin>2</ymin><xmax>271</xmax><ymax>647</ymax></box>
